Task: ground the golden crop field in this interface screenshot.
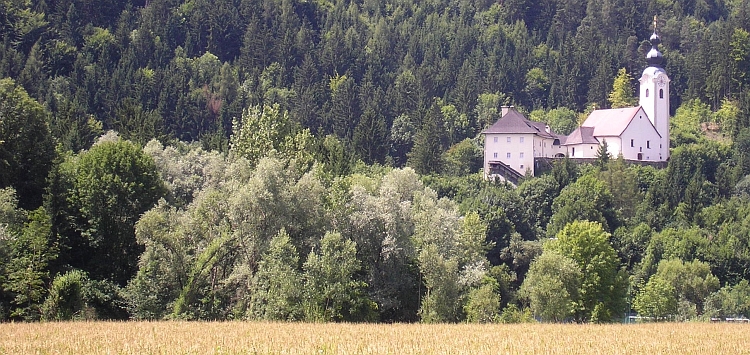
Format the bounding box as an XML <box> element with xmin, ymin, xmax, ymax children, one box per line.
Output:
<box><xmin>1</xmin><ymin>321</ymin><xmax>748</xmax><ymax>355</ymax></box>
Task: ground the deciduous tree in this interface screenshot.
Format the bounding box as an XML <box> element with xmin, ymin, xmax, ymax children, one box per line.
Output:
<box><xmin>546</xmin><ymin>220</ymin><xmax>627</xmax><ymax>322</ymax></box>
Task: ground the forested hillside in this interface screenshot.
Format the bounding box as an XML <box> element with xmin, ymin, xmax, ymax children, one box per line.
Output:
<box><xmin>1</xmin><ymin>0</ymin><xmax>750</xmax><ymax>322</ymax></box>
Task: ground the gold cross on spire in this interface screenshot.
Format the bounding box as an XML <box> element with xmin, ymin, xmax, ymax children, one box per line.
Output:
<box><xmin>653</xmin><ymin>15</ymin><xmax>658</xmax><ymax>32</ymax></box>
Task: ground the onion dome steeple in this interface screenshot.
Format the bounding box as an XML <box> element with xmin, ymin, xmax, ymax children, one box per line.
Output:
<box><xmin>646</xmin><ymin>15</ymin><xmax>664</xmax><ymax>67</ymax></box>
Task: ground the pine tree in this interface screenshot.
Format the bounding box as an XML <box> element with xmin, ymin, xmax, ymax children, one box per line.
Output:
<box><xmin>407</xmin><ymin>104</ymin><xmax>446</xmax><ymax>175</ymax></box>
<box><xmin>595</xmin><ymin>139</ymin><xmax>611</xmax><ymax>169</ymax></box>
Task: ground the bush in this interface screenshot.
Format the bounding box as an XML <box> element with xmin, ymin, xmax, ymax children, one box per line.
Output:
<box><xmin>41</xmin><ymin>270</ymin><xmax>87</xmax><ymax>321</ymax></box>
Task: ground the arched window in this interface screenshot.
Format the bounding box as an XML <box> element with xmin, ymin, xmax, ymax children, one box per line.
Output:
<box><xmin>659</xmin><ymin>89</ymin><xmax>664</xmax><ymax>99</ymax></box>
<box><xmin>646</xmin><ymin>89</ymin><xmax>649</xmax><ymax>97</ymax></box>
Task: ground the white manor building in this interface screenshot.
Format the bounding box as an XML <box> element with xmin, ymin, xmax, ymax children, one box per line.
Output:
<box><xmin>483</xmin><ymin>20</ymin><xmax>670</xmax><ymax>181</ymax></box>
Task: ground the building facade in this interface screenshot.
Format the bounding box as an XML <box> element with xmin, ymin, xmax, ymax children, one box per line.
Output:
<box><xmin>482</xmin><ymin>18</ymin><xmax>670</xmax><ymax>181</ymax></box>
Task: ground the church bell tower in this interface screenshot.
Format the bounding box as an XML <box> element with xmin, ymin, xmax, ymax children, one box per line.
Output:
<box><xmin>639</xmin><ymin>16</ymin><xmax>670</xmax><ymax>161</ymax></box>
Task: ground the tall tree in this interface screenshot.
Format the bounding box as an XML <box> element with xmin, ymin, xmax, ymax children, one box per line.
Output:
<box><xmin>53</xmin><ymin>138</ymin><xmax>166</xmax><ymax>286</ymax></box>
<box><xmin>303</xmin><ymin>231</ymin><xmax>375</xmax><ymax>322</ymax></box>
<box><xmin>250</xmin><ymin>229</ymin><xmax>303</xmax><ymax>321</ymax></box>
<box><xmin>608</xmin><ymin>68</ymin><xmax>637</xmax><ymax>109</ymax></box>
<box><xmin>546</xmin><ymin>220</ymin><xmax>628</xmax><ymax>322</ymax></box>
<box><xmin>352</xmin><ymin>108</ymin><xmax>388</xmax><ymax>165</ymax></box>
<box><xmin>407</xmin><ymin>103</ymin><xmax>446</xmax><ymax>175</ymax></box>
<box><xmin>520</xmin><ymin>251</ymin><xmax>582</xmax><ymax>322</ymax></box>
<box><xmin>0</xmin><ymin>78</ymin><xmax>55</xmax><ymax>210</ymax></box>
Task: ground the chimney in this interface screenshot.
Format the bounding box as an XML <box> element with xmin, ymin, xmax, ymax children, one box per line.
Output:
<box><xmin>501</xmin><ymin>105</ymin><xmax>513</xmax><ymax>117</ymax></box>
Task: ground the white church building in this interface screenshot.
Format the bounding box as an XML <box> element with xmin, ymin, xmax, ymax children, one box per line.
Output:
<box><xmin>483</xmin><ymin>19</ymin><xmax>670</xmax><ymax>181</ymax></box>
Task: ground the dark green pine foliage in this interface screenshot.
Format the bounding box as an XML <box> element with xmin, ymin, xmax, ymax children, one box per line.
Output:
<box><xmin>408</xmin><ymin>103</ymin><xmax>446</xmax><ymax>175</ymax></box>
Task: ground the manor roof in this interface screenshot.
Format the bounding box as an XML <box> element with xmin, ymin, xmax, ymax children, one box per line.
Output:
<box><xmin>482</xmin><ymin>107</ymin><xmax>558</xmax><ymax>139</ymax></box>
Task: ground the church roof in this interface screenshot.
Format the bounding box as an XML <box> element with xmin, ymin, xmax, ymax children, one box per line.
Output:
<box><xmin>563</xmin><ymin>126</ymin><xmax>598</xmax><ymax>145</ymax></box>
<box><xmin>482</xmin><ymin>107</ymin><xmax>559</xmax><ymax>139</ymax></box>
<box><xmin>580</xmin><ymin>106</ymin><xmax>643</xmax><ymax>137</ymax></box>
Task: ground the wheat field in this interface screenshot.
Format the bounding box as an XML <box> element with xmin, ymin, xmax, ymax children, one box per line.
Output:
<box><xmin>1</xmin><ymin>321</ymin><xmax>748</xmax><ymax>354</ymax></box>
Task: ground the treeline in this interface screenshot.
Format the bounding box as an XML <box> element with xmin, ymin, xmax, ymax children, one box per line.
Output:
<box><xmin>2</xmin><ymin>0</ymin><xmax>750</xmax><ymax>161</ymax></box>
<box><xmin>1</xmin><ymin>0</ymin><xmax>750</xmax><ymax>323</ymax></box>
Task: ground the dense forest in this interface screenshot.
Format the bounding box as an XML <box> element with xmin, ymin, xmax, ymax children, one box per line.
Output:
<box><xmin>1</xmin><ymin>0</ymin><xmax>750</xmax><ymax>322</ymax></box>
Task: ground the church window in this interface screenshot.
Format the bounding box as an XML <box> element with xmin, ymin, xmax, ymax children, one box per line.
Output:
<box><xmin>647</xmin><ymin>141</ymin><xmax>651</xmax><ymax>149</ymax></box>
<box><xmin>572</xmin><ymin>147</ymin><xmax>576</xmax><ymax>156</ymax></box>
<box><xmin>520</xmin><ymin>164</ymin><xmax>524</xmax><ymax>170</ymax></box>
<box><xmin>520</xmin><ymin>137</ymin><xmax>524</xmax><ymax>143</ymax></box>
<box><xmin>507</xmin><ymin>137</ymin><xmax>511</xmax><ymax>143</ymax></box>
<box><xmin>506</xmin><ymin>152</ymin><xmax>511</xmax><ymax>158</ymax></box>
<box><xmin>646</xmin><ymin>89</ymin><xmax>649</xmax><ymax>97</ymax></box>
<box><xmin>493</xmin><ymin>152</ymin><xmax>498</xmax><ymax>158</ymax></box>
<box><xmin>520</xmin><ymin>152</ymin><xmax>524</xmax><ymax>158</ymax></box>
<box><xmin>631</xmin><ymin>139</ymin><xmax>634</xmax><ymax>147</ymax></box>
<box><xmin>659</xmin><ymin>89</ymin><xmax>664</xmax><ymax>99</ymax></box>
<box><xmin>494</xmin><ymin>137</ymin><xmax>498</xmax><ymax>143</ymax></box>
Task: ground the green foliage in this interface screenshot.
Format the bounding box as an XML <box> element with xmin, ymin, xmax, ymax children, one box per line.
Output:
<box><xmin>417</xmin><ymin>244</ymin><xmax>461</xmax><ymax>323</ymax></box>
<box><xmin>653</xmin><ymin>258</ymin><xmax>719</xmax><ymax>315</ymax></box>
<box><xmin>548</xmin><ymin>175</ymin><xmax>617</xmax><ymax>237</ymax></box>
<box><xmin>716</xmin><ymin>99</ymin><xmax>740</xmax><ymax>137</ymax></box>
<box><xmin>352</xmin><ymin>108</ymin><xmax>388</xmax><ymax>165</ymax></box>
<box><xmin>599</xmin><ymin>158</ymin><xmax>643</xmax><ymax>226</ymax></box>
<box><xmin>520</xmin><ymin>252</ymin><xmax>582</xmax><ymax>322</ymax></box>
<box><xmin>730</xmin><ymin>28</ymin><xmax>750</xmax><ymax>91</ymax></box>
<box><xmin>545</xmin><ymin>108</ymin><xmax>579</xmax><ymax>136</ymax></box>
<box><xmin>525</xmin><ymin>67</ymin><xmax>549</xmax><ymax>108</ymax></box>
<box><xmin>546</xmin><ymin>221</ymin><xmax>627</xmax><ymax>322</ymax></box>
<box><xmin>55</xmin><ymin>138</ymin><xmax>166</xmax><ymax>287</ymax></box>
<box><xmin>230</xmin><ymin>103</ymin><xmax>290</xmax><ymax>167</ymax></box>
<box><xmin>41</xmin><ymin>270</ymin><xmax>87</xmax><ymax>321</ymax></box>
<box><xmin>442</xmin><ymin>139</ymin><xmax>482</xmax><ymax>176</ymax></box>
<box><xmin>3</xmin><ymin>207</ymin><xmax>56</xmax><ymax>321</ymax></box>
<box><xmin>250</xmin><ymin>229</ymin><xmax>303</xmax><ymax>321</ymax></box>
<box><xmin>2</xmin><ymin>0</ymin><xmax>750</xmax><ymax>324</ymax></box>
<box><xmin>518</xmin><ymin>174</ymin><xmax>559</xmax><ymax>235</ymax></box>
<box><xmin>498</xmin><ymin>304</ymin><xmax>535</xmax><ymax>324</ymax></box>
<box><xmin>697</xmin><ymin>198</ymin><xmax>750</xmax><ymax>286</ymax></box>
<box><xmin>0</xmin><ymin>78</ymin><xmax>55</xmax><ymax>210</ymax></box>
<box><xmin>671</xmin><ymin>99</ymin><xmax>711</xmax><ymax>146</ymax></box>
<box><xmin>595</xmin><ymin>139</ymin><xmax>611</xmax><ymax>170</ymax></box>
<box><xmin>475</xmin><ymin>92</ymin><xmax>507</xmax><ymax>129</ymax></box>
<box><xmin>608</xmin><ymin>68</ymin><xmax>637</xmax><ymax>109</ymax></box>
<box><xmin>633</xmin><ymin>276</ymin><xmax>678</xmax><ymax>320</ymax></box>
<box><xmin>464</xmin><ymin>279</ymin><xmax>501</xmax><ymax>323</ymax></box>
<box><xmin>407</xmin><ymin>104</ymin><xmax>446</xmax><ymax>175</ymax></box>
<box><xmin>704</xmin><ymin>280</ymin><xmax>750</xmax><ymax>319</ymax></box>
<box><xmin>303</xmin><ymin>231</ymin><xmax>376</xmax><ymax>322</ymax></box>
